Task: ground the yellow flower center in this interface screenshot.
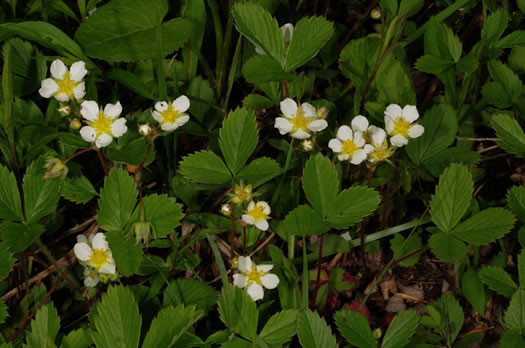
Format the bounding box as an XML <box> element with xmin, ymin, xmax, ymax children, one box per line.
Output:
<box><xmin>246</xmin><ymin>265</ymin><xmax>264</xmax><ymax>285</ymax></box>
<box><xmin>248</xmin><ymin>205</ymin><xmax>267</xmax><ymax>221</ymax></box>
<box><xmin>290</xmin><ymin>108</ymin><xmax>312</xmax><ymax>132</ymax></box>
<box><xmin>160</xmin><ymin>106</ymin><xmax>181</xmax><ymax>124</ymax></box>
<box><xmin>56</xmin><ymin>72</ymin><xmax>77</xmax><ymax>96</ymax></box>
<box><xmin>89</xmin><ymin>249</ymin><xmax>109</xmax><ymax>269</ymax></box>
<box><xmin>232</xmin><ymin>185</ymin><xmax>253</xmax><ymax>204</ymax></box>
<box><xmin>370</xmin><ymin>142</ymin><xmax>394</xmax><ymax>162</ymax></box>
<box><xmin>89</xmin><ymin>111</ymin><xmax>113</xmax><ymax>135</ymax></box>
<box><xmin>341</xmin><ymin>139</ymin><xmax>359</xmax><ymax>155</ymax></box>
<box><xmin>392</xmin><ymin>117</ymin><xmax>411</xmax><ymax>137</ymax></box>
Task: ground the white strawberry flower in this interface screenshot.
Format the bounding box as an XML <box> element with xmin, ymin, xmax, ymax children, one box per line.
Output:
<box><xmin>74</xmin><ymin>233</ymin><xmax>116</xmax><ymax>274</ymax></box>
<box><xmin>275</xmin><ymin>98</ymin><xmax>328</xmax><ymax>139</ymax></box>
<box><xmin>242</xmin><ymin>201</ymin><xmax>271</xmax><ymax>231</ymax></box>
<box><xmin>384</xmin><ymin>104</ymin><xmax>424</xmax><ymax>147</ymax></box>
<box><xmin>364</xmin><ymin>126</ymin><xmax>395</xmax><ymax>163</ymax></box>
<box><xmin>233</xmin><ymin>256</ymin><xmax>280</xmax><ymax>301</ymax></box>
<box><xmin>152</xmin><ymin>96</ymin><xmax>190</xmax><ymax>132</ymax></box>
<box><xmin>39</xmin><ymin>59</ymin><xmax>87</xmax><ymax>102</ymax></box>
<box><xmin>83</xmin><ymin>267</ymin><xmax>99</xmax><ymax>287</ymax></box>
<box><xmin>79</xmin><ymin>100</ymin><xmax>128</xmax><ymax>148</ymax></box>
<box><xmin>256</xmin><ymin>23</ymin><xmax>294</xmax><ymax>55</ymax></box>
<box><xmin>328</xmin><ymin>125</ymin><xmax>370</xmax><ymax>164</ymax></box>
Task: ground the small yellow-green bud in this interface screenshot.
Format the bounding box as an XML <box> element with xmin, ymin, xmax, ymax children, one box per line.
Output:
<box><xmin>133</xmin><ymin>221</ymin><xmax>154</xmax><ymax>244</ymax></box>
<box><xmin>44</xmin><ymin>158</ymin><xmax>68</xmax><ymax>180</ymax></box>
<box><xmin>69</xmin><ymin>118</ymin><xmax>81</xmax><ymax>130</ymax></box>
<box><xmin>138</xmin><ymin>123</ymin><xmax>152</xmax><ymax>136</ymax></box>
<box><xmin>371</xmin><ymin>8</ymin><xmax>382</xmax><ymax>20</ymax></box>
<box><xmin>231</xmin><ymin>257</ymin><xmax>239</xmax><ymax>269</ymax></box>
<box><xmin>220</xmin><ymin>203</ymin><xmax>232</xmax><ymax>216</ymax></box>
<box><xmin>58</xmin><ymin>104</ymin><xmax>71</xmax><ymax>116</ymax></box>
<box><xmin>373</xmin><ymin>328</ymin><xmax>382</xmax><ymax>339</ymax></box>
<box><xmin>302</xmin><ymin>139</ymin><xmax>314</xmax><ymax>151</ymax></box>
<box><xmin>316</xmin><ymin>107</ymin><xmax>328</xmax><ymax>119</ymax></box>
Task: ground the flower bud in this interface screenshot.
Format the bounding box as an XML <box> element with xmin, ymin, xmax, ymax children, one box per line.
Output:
<box><xmin>373</xmin><ymin>328</ymin><xmax>382</xmax><ymax>339</ymax></box>
<box><xmin>301</xmin><ymin>139</ymin><xmax>314</xmax><ymax>151</ymax></box>
<box><xmin>43</xmin><ymin>158</ymin><xmax>68</xmax><ymax>180</ymax></box>
<box><xmin>69</xmin><ymin>118</ymin><xmax>81</xmax><ymax>130</ymax></box>
<box><xmin>58</xmin><ymin>104</ymin><xmax>71</xmax><ymax>116</ymax></box>
<box><xmin>138</xmin><ymin>123</ymin><xmax>152</xmax><ymax>136</ymax></box>
<box><xmin>371</xmin><ymin>8</ymin><xmax>382</xmax><ymax>20</ymax></box>
<box><xmin>220</xmin><ymin>203</ymin><xmax>232</xmax><ymax>216</ymax></box>
<box><xmin>133</xmin><ymin>221</ymin><xmax>153</xmax><ymax>244</ymax></box>
<box><xmin>316</xmin><ymin>107</ymin><xmax>328</xmax><ymax>119</ymax></box>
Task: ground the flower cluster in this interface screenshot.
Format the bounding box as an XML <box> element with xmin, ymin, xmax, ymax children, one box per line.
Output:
<box><xmin>329</xmin><ymin>104</ymin><xmax>424</xmax><ymax>164</ymax></box>
<box><xmin>275</xmin><ymin>98</ymin><xmax>328</xmax><ymax>139</ymax></box>
<box><xmin>39</xmin><ymin>59</ymin><xmax>86</xmax><ymax>102</ymax></box>
<box><xmin>233</xmin><ymin>256</ymin><xmax>279</xmax><ymax>301</ymax></box>
<box><xmin>73</xmin><ymin>233</ymin><xmax>116</xmax><ymax>287</ymax></box>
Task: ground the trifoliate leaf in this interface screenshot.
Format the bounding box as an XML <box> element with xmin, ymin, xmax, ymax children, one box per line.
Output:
<box><xmin>429</xmin><ymin>231</ymin><xmax>467</xmax><ymax>263</ymax></box>
<box><xmin>61</xmin><ymin>176</ymin><xmax>97</xmax><ymax>204</ymax></box>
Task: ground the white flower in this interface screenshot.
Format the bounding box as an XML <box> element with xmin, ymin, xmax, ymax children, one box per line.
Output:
<box><xmin>363</xmin><ymin>126</ymin><xmax>395</xmax><ymax>163</ymax></box>
<box><xmin>74</xmin><ymin>232</ymin><xmax>116</xmax><ymax>274</ymax></box>
<box><xmin>351</xmin><ymin>115</ymin><xmax>369</xmax><ymax>133</ymax></box>
<box><xmin>152</xmin><ymin>96</ymin><xmax>190</xmax><ymax>131</ymax></box>
<box><xmin>233</xmin><ymin>256</ymin><xmax>280</xmax><ymax>301</ymax></box>
<box><xmin>384</xmin><ymin>104</ymin><xmax>424</xmax><ymax>147</ymax></box>
<box><xmin>39</xmin><ymin>59</ymin><xmax>87</xmax><ymax>102</ymax></box>
<box><xmin>83</xmin><ymin>267</ymin><xmax>99</xmax><ymax>287</ymax></box>
<box><xmin>328</xmin><ymin>125</ymin><xmax>371</xmax><ymax>164</ymax></box>
<box><xmin>242</xmin><ymin>201</ymin><xmax>271</xmax><ymax>231</ymax></box>
<box><xmin>275</xmin><ymin>98</ymin><xmax>328</xmax><ymax>139</ymax></box>
<box><xmin>256</xmin><ymin>23</ymin><xmax>294</xmax><ymax>55</ymax></box>
<box><xmin>79</xmin><ymin>100</ymin><xmax>127</xmax><ymax>148</ymax></box>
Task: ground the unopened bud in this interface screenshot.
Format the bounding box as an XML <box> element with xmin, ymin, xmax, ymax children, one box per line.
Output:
<box><xmin>373</xmin><ymin>328</ymin><xmax>382</xmax><ymax>339</ymax></box>
<box><xmin>58</xmin><ymin>104</ymin><xmax>71</xmax><ymax>116</ymax></box>
<box><xmin>133</xmin><ymin>221</ymin><xmax>153</xmax><ymax>244</ymax></box>
<box><xmin>69</xmin><ymin>118</ymin><xmax>81</xmax><ymax>130</ymax></box>
<box><xmin>220</xmin><ymin>203</ymin><xmax>232</xmax><ymax>216</ymax></box>
<box><xmin>316</xmin><ymin>107</ymin><xmax>328</xmax><ymax>119</ymax></box>
<box><xmin>231</xmin><ymin>257</ymin><xmax>239</xmax><ymax>269</ymax></box>
<box><xmin>302</xmin><ymin>139</ymin><xmax>314</xmax><ymax>151</ymax></box>
<box><xmin>371</xmin><ymin>8</ymin><xmax>382</xmax><ymax>20</ymax></box>
<box><xmin>138</xmin><ymin>123</ymin><xmax>152</xmax><ymax>136</ymax></box>
<box><xmin>44</xmin><ymin>158</ymin><xmax>68</xmax><ymax>179</ymax></box>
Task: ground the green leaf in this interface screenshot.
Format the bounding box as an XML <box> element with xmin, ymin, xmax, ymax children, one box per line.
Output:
<box><xmin>23</xmin><ymin>303</ymin><xmax>60</xmax><ymax>348</ymax></box>
<box><xmin>285</xmin><ymin>16</ymin><xmax>334</xmax><ymax>72</ymax></box>
<box><xmin>0</xmin><ymin>164</ymin><xmax>23</xmax><ymax>221</ymax></box>
<box><xmin>242</xmin><ymin>55</ymin><xmax>290</xmax><ymax>84</ymax></box>
<box><xmin>3</xmin><ymin>38</ymin><xmax>46</xmax><ymax>97</ymax></box>
<box><xmin>181</xmin><ymin>0</ymin><xmax>206</xmax><ymax>79</ymax></box>
<box><xmin>461</xmin><ymin>267</ymin><xmax>487</xmax><ymax>314</ymax></box>
<box><xmin>390</xmin><ymin>233</ymin><xmax>422</xmax><ymax>267</ymax></box>
<box><xmin>61</xmin><ymin>176</ymin><xmax>97</xmax><ymax>204</ymax></box>
<box><xmin>283</xmin><ymin>205</ymin><xmax>330</xmax><ymax>236</ymax></box>
<box><xmin>380</xmin><ymin>0</ymin><xmax>398</xmax><ymax>19</ymax></box>
<box><xmin>97</xmin><ymin>169</ymin><xmax>137</xmax><ymax>232</ymax></box>
<box><xmin>508</xmin><ymin>186</ymin><xmax>525</xmax><ymax>223</ymax></box>
<box><xmin>432</xmin><ymin>294</ymin><xmax>464</xmax><ymax>343</ymax></box>
<box><xmin>74</xmin><ymin>0</ymin><xmax>191</xmax><ymax>62</ymax></box>
<box><xmin>104</xmin><ymin>68</ymin><xmax>154</xmax><ymax>100</ymax></box>
<box><xmin>179</xmin><ymin>151</ymin><xmax>232</xmax><ymax>184</ymax></box>
<box><xmin>164</xmin><ymin>278</ymin><xmax>217</xmax><ymax>313</ymax></box>
<box><xmin>298</xmin><ymin>309</ymin><xmax>338</xmax><ymax>348</ymax></box>
<box><xmin>105</xmin><ymin>231</ymin><xmax>143</xmax><ymax>276</ymax></box>
<box><xmin>232</xmin><ymin>2</ymin><xmax>284</xmax><ymax>63</ymax></box>
<box><xmin>482</xmin><ymin>81</ymin><xmax>512</xmax><ymax>108</ymax></box>
<box><xmin>451</xmin><ymin>208</ymin><xmax>515</xmax><ymax>244</ymax></box>
<box><xmin>479</xmin><ymin>266</ymin><xmax>518</xmax><ymax>297</ymax></box>
<box><xmin>259</xmin><ymin>310</ymin><xmax>298</xmax><ymax>346</ymax></box>
<box><xmin>242</xmin><ymin>94</ymin><xmax>275</xmax><ymax>110</ymax></box>
<box><xmin>23</xmin><ymin>158</ymin><xmax>61</xmax><ymax>224</ymax></box>
<box><xmin>415</xmin><ymin>55</ymin><xmax>454</xmax><ymax>74</ymax></box>
<box><xmin>142</xmin><ymin>304</ymin><xmax>202</xmax><ymax>348</ymax></box>
<box><xmin>91</xmin><ymin>285</ymin><xmax>142</xmax><ymax>348</ymax></box>
<box><xmin>186</xmin><ymin>76</ymin><xmax>215</xmax><ymax>124</ymax></box>
<box><xmin>491</xmin><ymin>114</ymin><xmax>525</xmax><ymax>158</ymax></box>
<box><xmin>488</xmin><ymin>60</ymin><xmax>522</xmax><ymax>102</ymax></box>
<box><xmin>456</xmin><ymin>53</ymin><xmax>479</xmax><ymax>73</ymax></box>
<box><xmin>423</xmin><ymin>147</ymin><xmax>480</xmax><ymax>177</ymax></box>
<box><xmin>504</xmin><ymin>289</ymin><xmax>525</xmax><ymax>331</ymax></box>
<box><xmin>339</xmin><ymin>36</ymin><xmax>380</xmax><ymax>94</ymax></box>
<box><xmin>0</xmin><ymin>299</ymin><xmax>8</xmax><ymax>324</ymax></box>
<box><xmin>0</xmin><ymin>221</ymin><xmax>45</xmax><ymax>252</ymax></box>
<box><xmin>500</xmin><ymin>331</ymin><xmax>525</xmax><ymax>347</ymax></box>
<box><xmin>0</xmin><ymin>21</ymin><xmax>92</xmax><ymax>64</ymax></box>
<box><xmin>0</xmin><ymin>242</ymin><xmax>14</xmax><ymax>279</ymax></box>
<box><xmin>398</xmin><ymin>0</ymin><xmax>423</xmax><ymax>17</ymax></box>
<box><xmin>219</xmin><ymin>108</ymin><xmax>258</xmax><ymax>175</ymax></box>
<box><xmin>497</xmin><ymin>30</ymin><xmax>525</xmax><ymax>48</ymax></box>
<box><xmin>429</xmin><ymin>231</ymin><xmax>467</xmax><ymax>263</ymax></box>
<box><xmin>133</xmin><ymin>194</ymin><xmax>184</xmax><ymax>238</ymax></box>
<box><xmin>519</xmin><ymin>251</ymin><xmax>525</xmax><ymax>288</ymax></box>
<box><xmin>382</xmin><ymin>310</ymin><xmax>419</xmax><ymax>348</ymax></box>
<box><xmin>302</xmin><ymin>154</ymin><xmax>338</xmax><ymax>218</ymax></box>
<box><xmin>334</xmin><ymin>310</ymin><xmax>375</xmax><ymax>348</ymax></box>
<box><xmin>406</xmin><ymin>104</ymin><xmax>458</xmax><ymax>164</ymax></box>
<box><xmin>218</xmin><ymin>284</ymin><xmax>258</xmax><ymax>342</ymax></box>
<box><xmin>326</xmin><ymin>186</ymin><xmax>381</xmax><ymax>229</ymax></box>
<box><xmin>236</xmin><ymin>157</ymin><xmax>281</xmax><ymax>187</ymax></box>
<box><xmin>60</xmin><ymin>328</ymin><xmax>93</xmax><ymax>348</ymax></box>
<box><xmin>105</xmin><ymin>138</ymin><xmax>155</xmax><ymax>166</ymax></box>
<box><xmin>430</xmin><ymin>163</ymin><xmax>473</xmax><ymax>233</ymax></box>
<box><xmin>481</xmin><ymin>9</ymin><xmax>508</xmax><ymax>48</ymax></box>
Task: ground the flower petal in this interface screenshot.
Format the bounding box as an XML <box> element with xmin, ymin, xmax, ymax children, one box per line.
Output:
<box><xmin>98</xmin><ymin>263</ymin><xmax>116</xmax><ymax>274</ymax></box>
<box><xmin>384</xmin><ymin>116</ymin><xmax>394</xmax><ymax>134</ymax></box>
<box><xmin>233</xmin><ymin>273</ymin><xmax>247</xmax><ymax>288</ymax></box>
<box><xmin>155</xmin><ymin>101</ymin><xmax>169</xmax><ymax>112</ymax></box>
<box><xmin>337</xmin><ymin>154</ymin><xmax>349</xmax><ymax>161</ymax></box>
<box><xmin>152</xmin><ymin>110</ymin><xmax>163</xmax><ymax>123</ymax></box>
<box><xmin>408</xmin><ymin>124</ymin><xmax>424</xmax><ymax>138</ymax></box>
<box><xmin>54</xmin><ymin>93</ymin><xmax>69</xmax><ymax>102</ymax></box>
<box><xmin>261</xmin><ymin>274</ymin><xmax>279</xmax><ymax>289</ymax></box>
<box><xmin>92</xmin><ymin>233</ymin><xmax>107</xmax><ymax>250</ymax></box>
<box><xmin>73</xmin><ymin>82</ymin><xmax>86</xmax><ymax>100</ymax></box>
<box><xmin>353</xmin><ymin>132</ymin><xmax>365</xmax><ymax>147</ymax></box>
<box><xmin>363</xmin><ymin>144</ymin><xmax>374</xmax><ymax>154</ymax></box>
<box><xmin>80</xmin><ymin>100</ymin><xmax>100</xmax><ymax>121</ymax></box>
<box><xmin>301</xmin><ymin>103</ymin><xmax>316</xmax><ymax>118</ymax></box>
<box><xmin>80</xmin><ymin>126</ymin><xmax>97</xmax><ymax>142</ymax></box>
<box><xmin>50</xmin><ymin>59</ymin><xmax>67</xmax><ymax>79</ymax></box>
<box><xmin>402</xmin><ymin>105</ymin><xmax>419</xmax><ymax>123</ymax></box>
<box><xmin>328</xmin><ymin>138</ymin><xmax>343</xmax><ymax>153</ymax></box>
<box><xmin>70</xmin><ymin>61</ymin><xmax>87</xmax><ymax>82</ymax></box>
<box><xmin>291</xmin><ymin>129</ymin><xmax>310</xmax><ymax>139</ymax></box>
<box><xmin>337</xmin><ymin>125</ymin><xmax>353</xmax><ymax>141</ymax></box>
<box><xmin>77</xmin><ymin>235</ymin><xmax>88</xmax><ymax>244</ymax></box>
<box><xmin>280</xmin><ymin>98</ymin><xmax>297</xmax><ymax>118</ymax></box>
<box><xmin>111</xmin><ymin>118</ymin><xmax>128</xmax><ymax>138</ymax></box>
<box><xmin>39</xmin><ymin>79</ymin><xmax>59</xmax><ymax>98</ymax></box>
<box><xmin>255</xmin><ymin>219</ymin><xmax>269</xmax><ymax>231</ymax></box>
<box><xmin>84</xmin><ymin>274</ymin><xmax>99</xmax><ymax>287</ymax></box>
<box><xmin>308</xmin><ymin>119</ymin><xmax>328</xmax><ymax>132</ymax></box>
<box><xmin>161</xmin><ymin>122</ymin><xmax>179</xmax><ymax>132</ymax></box>
<box><xmin>237</xmin><ymin>256</ymin><xmax>252</xmax><ymax>273</ymax></box>
<box><xmin>242</xmin><ymin>214</ymin><xmax>255</xmax><ymax>225</ymax></box>
<box><xmin>371</xmin><ymin>128</ymin><xmax>386</xmax><ymax>146</ymax></box>
<box><xmin>257</xmin><ymin>264</ymin><xmax>273</xmax><ymax>272</ymax></box>
<box><xmin>74</xmin><ymin>243</ymin><xmax>92</xmax><ymax>261</ymax></box>
<box><xmin>104</xmin><ymin>102</ymin><xmax>122</xmax><ymax>119</ymax></box>
<box><xmin>350</xmin><ymin>149</ymin><xmax>367</xmax><ymax>165</ymax></box>
<box><xmin>280</xmin><ymin>23</ymin><xmax>294</xmax><ymax>43</ymax></box>
<box><xmin>390</xmin><ymin>134</ymin><xmax>408</xmax><ymax>147</ymax></box>
<box><xmin>246</xmin><ymin>283</ymin><xmax>264</xmax><ymax>301</ymax></box>
<box><xmin>384</xmin><ymin>104</ymin><xmax>402</xmax><ymax>120</ymax></box>
<box><xmin>257</xmin><ymin>201</ymin><xmax>271</xmax><ymax>215</ymax></box>
<box><xmin>275</xmin><ymin>117</ymin><xmax>293</xmax><ymax>135</ymax></box>
<box><xmin>95</xmin><ymin>133</ymin><xmax>113</xmax><ymax>148</ymax></box>
<box><xmin>173</xmin><ymin>95</ymin><xmax>190</xmax><ymax>112</ymax></box>
<box><xmin>176</xmin><ymin>115</ymin><xmax>190</xmax><ymax>126</ymax></box>
<box><xmin>351</xmin><ymin>115</ymin><xmax>369</xmax><ymax>132</ymax></box>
